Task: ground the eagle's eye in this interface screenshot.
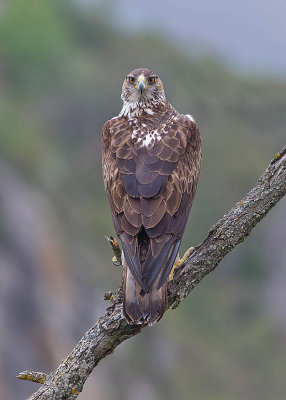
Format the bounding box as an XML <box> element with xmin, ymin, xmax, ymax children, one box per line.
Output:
<box><xmin>128</xmin><ymin>77</ymin><xmax>135</xmax><ymax>84</ymax></box>
<box><xmin>148</xmin><ymin>77</ymin><xmax>156</xmax><ymax>85</ymax></box>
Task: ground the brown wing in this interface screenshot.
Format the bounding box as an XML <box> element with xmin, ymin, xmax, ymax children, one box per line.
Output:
<box><xmin>102</xmin><ymin>111</ymin><xmax>201</xmax><ymax>292</ymax></box>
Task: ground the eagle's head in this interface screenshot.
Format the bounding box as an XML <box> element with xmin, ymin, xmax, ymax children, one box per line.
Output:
<box><xmin>121</xmin><ymin>68</ymin><xmax>166</xmax><ymax>106</ymax></box>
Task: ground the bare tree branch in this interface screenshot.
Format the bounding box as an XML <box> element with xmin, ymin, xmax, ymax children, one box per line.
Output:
<box><xmin>19</xmin><ymin>147</ymin><xmax>286</xmax><ymax>400</ymax></box>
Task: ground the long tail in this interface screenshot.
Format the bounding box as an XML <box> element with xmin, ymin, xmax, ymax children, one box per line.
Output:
<box><xmin>123</xmin><ymin>262</ymin><xmax>168</xmax><ymax>326</ymax></box>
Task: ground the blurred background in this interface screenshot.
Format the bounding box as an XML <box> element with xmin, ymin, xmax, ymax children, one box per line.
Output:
<box><xmin>0</xmin><ymin>1</ymin><xmax>285</xmax><ymax>399</ymax></box>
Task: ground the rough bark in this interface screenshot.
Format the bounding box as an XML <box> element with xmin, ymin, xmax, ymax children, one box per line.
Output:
<box><xmin>19</xmin><ymin>147</ymin><xmax>286</xmax><ymax>400</ymax></box>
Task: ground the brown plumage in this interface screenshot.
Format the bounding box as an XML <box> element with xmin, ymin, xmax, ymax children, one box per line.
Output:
<box><xmin>102</xmin><ymin>68</ymin><xmax>201</xmax><ymax>325</ymax></box>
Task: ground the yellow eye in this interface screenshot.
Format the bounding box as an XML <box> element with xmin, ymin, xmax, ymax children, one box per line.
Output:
<box><xmin>128</xmin><ymin>77</ymin><xmax>135</xmax><ymax>84</ymax></box>
<box><xmin>148</xmin><ymin>77</ymin><xmax>155</xmax><ymax>85</ymax></box>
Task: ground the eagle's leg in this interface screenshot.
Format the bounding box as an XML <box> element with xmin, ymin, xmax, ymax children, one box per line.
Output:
<box><xmin>168</xmin><ymin>247</ymin><xmax>194</xmax><ymax>281</ymax></box>
<box><xmin>106</xmin><ymin>236</ymin><xmax>122</xmax><ymax>266</ymax></box>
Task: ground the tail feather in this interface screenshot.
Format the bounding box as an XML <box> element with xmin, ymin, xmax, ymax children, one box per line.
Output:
<box><xmin>123</xmin><ymin>265</ymin><xmax>142</xmax><ymax>323</ymax></box>
<box><xmin>123</xmin><ymin>261</ymin><xmax>168</xmax><ymax>325</ymax></box>
<box><xmin>122</xmin><ymin>231</ymin><xmax>180</xmax><ymax>325</ymax></box>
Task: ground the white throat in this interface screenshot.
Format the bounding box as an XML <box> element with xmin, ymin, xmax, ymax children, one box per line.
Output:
<box><xmin>119</xmin><ymin>99</ymin><xmax>163</xmax><ymax>118</ymax></box>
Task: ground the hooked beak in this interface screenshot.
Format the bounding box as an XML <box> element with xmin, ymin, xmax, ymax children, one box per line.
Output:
<box><xmin>137</xmin><ymin>75</ymin><xmax>146</xmax><ymax>93</ymax></box>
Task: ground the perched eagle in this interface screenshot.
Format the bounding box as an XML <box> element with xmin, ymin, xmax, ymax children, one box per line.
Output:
<box><xmin>102</xmin><ymin>68</ymin><xmax>201</xmax><ymax>325</ymax></box>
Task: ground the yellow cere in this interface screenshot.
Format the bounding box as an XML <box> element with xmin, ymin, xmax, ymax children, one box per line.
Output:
<box><xmin>136</xmin><ymin>74</ymin><xmax>146</xmax><ymax>88</ymax></box>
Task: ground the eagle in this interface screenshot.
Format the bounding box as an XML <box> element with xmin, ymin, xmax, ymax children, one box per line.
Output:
<box><xmin>102</xmin><ymin>68</ymin><xmax>201</xmax><ymax>325</ymax></box>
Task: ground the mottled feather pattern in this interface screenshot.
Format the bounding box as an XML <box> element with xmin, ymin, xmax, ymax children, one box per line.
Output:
<box><xmin>103</xmin><ymin>102</ymin><xmax>201</xmax><ymax>237</ymax></box>
<box><xmin>102</xmin><ymin>68</ymin><xmax>201</xmax><ymax>324</ymax></box>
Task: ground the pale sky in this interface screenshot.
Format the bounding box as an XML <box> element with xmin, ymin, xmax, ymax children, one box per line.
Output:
<box><xmin>113</xmin><ymin>0</ymin><xmax>286</xmax><ymax>77</ymax></box>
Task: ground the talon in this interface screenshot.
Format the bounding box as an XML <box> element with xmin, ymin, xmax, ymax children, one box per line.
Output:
<box><xmin>168</xmin><ymin>267</ymin><xmax>175</xmax><ymax>282</ymax></box>
<box><xmin>104</xmin><ymin>291</ymin><xmax>113</xmax><ymax>301</ymax></box>
<box><xmin>168</xmin><ymin>246</ymin><xmax>195</xmax><ymax>281</ymax></box>
<box><xmin>109</xmin><ymin>236</ymin><xmax>117</xmax><ymax>246</ymax></box>
<box><xmin>180</xmin><ymin>246</ymin><xmax>195</xmax><ymax>264</ymax></box>
<box><xmin>112</xmin><ymin>256</ymin><xmax>121</xmax><ymax>266</ymax></box>
<box><xmin>106</xmin><ymin>235</ymin><xmax>122</xmax><ymax>266</ymax></box>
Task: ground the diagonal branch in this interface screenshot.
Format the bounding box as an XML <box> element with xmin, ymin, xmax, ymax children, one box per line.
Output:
<box><xmin>19</xmin><ymin>146</ymin><xmax>286</xmax><ymax>400</ymax></box>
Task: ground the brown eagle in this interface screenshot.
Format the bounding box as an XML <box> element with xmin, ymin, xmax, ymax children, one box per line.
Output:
<box><xmin>102</xmin><ymin>68</ymin><xmax>201</xmax><ymax>325</ymax></box>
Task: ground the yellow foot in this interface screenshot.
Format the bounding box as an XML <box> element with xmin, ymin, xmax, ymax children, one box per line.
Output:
<box><xmin>104</xmin><ymin>291</ymin><xmax>114</xmax><ymax>301</ymax></box>
<box><xmin>112</xmin><ymin>256</ymin><xmax>121</xmax><ymax>266</ymax></box>
<box><xmin>106</xmin><ymin>235</ymin><xmax>122</xmax><ymax>266</ymax></box>
<box><xmin>168</xmin><ymin>246</ymin><xmax>195</xmax><ymax>281</ymax></box>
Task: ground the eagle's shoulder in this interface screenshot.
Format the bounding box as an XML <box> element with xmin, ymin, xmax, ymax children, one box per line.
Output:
<box><xmin>171</xmin><ymin>112</ymin><xmax>201</xmax><ymax>151</ymax></box>
<box><xmin>171</xmin><ymin>111</ymin><xmax>197</xmax><ymax>128</ymax></box>
<box><xmin>102</xmin><ymin>115</ymin><xmax>129</xmax><ymax>143</ymax></box>
<box><xmin>102</xmin><ymin>115</ymin><xmax>125</xmax><ymax>132</ymax></box>
<box><xmin>102</xmin><ymin>119</ymin><xmax>111</xmax><ymax>143</ymax></box>
<box><xmin>157</xmin><ymin>108</ymin><xmax>199</xmax><ymax>153</ymax></box>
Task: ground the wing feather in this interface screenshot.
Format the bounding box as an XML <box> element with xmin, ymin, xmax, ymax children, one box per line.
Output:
<box><xmin>102</xmin><ymin>105</ymin><xmax>202</xmax><ymax>305</ymax></box>
<box><xmin>142</xmin><ymin>200</ymin><xmax>167</xmax><ymax>229</ymax></box>
<box><xmin>141</xmin><ymin>196</ymin><xmax>163</xmax><ymax>217</ymax></box>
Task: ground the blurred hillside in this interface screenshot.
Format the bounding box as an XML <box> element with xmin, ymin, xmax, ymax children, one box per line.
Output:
<box><xmin>0</xmin><ymin>1</ymin><xmax>285</xmax><ymax>400</ymax></box>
